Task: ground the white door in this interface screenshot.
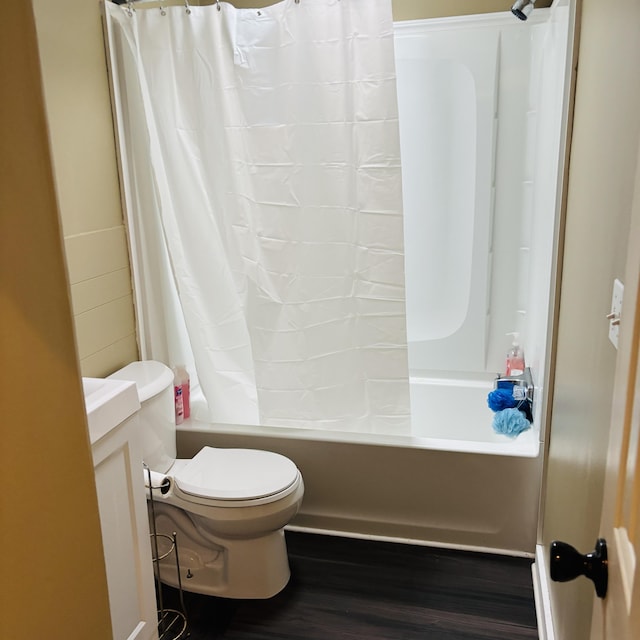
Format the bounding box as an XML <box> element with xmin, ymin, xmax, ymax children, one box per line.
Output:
<box><xmin>589</xmin><ymin>142</ymin><xmax>640</xmax><ymax>639</ymax></box>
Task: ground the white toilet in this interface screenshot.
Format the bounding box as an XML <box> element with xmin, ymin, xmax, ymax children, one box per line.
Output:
<box><xmin>108</xmin><ymin>360</ymin><xmax>304</xmax><ymax>599</ymax></box>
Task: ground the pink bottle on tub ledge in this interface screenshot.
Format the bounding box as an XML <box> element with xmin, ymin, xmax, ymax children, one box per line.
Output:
<box><xmin>505</xmin><ymin>333</ymin><xmax>525</xmax><ymax>376</ymax></box>
<box><xmin>173</xmin><ymin>364</ymin><xmax>190</xmax><ymax>424</ymax></box>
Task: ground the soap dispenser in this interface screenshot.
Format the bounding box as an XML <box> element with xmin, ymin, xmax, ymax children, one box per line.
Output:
<box><xmin>506</xmin><ymin>333</ymin><xmax>525</xmax><ymax>376</ymax></box>
<box><xmin>173</xmin><ymin>364</ymin><xmax>190</xmax><ymax>421</ymax></box>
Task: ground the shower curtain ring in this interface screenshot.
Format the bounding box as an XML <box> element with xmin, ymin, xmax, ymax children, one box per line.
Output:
<box><xmin>216</xmin><ymin>0</ymin><xmax>221</xmax><ymax>11</ymax></box>
<box><xmin>160</xmin><ymin>6</ymin><xmax>166</xmax><ymax>16</ymax></box>
<box><xmin>126</xmin><ymin>1</ymin><xmax>135</xmax><ymax>16</ymax></box>
<box><xmin>184</xmin><ymin>0</ymin><xmax>191</xmax><ymax>14</ymax></box>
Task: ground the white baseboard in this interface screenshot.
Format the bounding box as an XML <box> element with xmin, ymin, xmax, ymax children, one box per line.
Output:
<box><xmin>532</xmin><ymin>544</ymin><xmax>555</xmax><ymax>640</ymax></box>
<box><xmin>286</xmin><ymin>524</ymin><xmax>534</xmax><ymax>557</ymax></box>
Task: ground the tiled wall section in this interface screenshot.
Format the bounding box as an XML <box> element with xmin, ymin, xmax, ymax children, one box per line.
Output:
<box><xmin>65</xmin><ymin>228</ymin><xmax>138</xmax><ymax>375</ymax></box>
<box><xmin>33</xmin><ymin>0</ymin><xmax>138</xmax><ymax>377</ymax></box>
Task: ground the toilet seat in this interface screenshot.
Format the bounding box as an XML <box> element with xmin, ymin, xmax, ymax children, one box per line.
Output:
<box><xmin>172</xmin><ymin>447</ymin><xmax>301</xmax><ymax>507</ymax></box>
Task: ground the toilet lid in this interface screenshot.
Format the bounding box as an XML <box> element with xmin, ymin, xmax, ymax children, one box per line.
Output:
<box><xmin>173</xmin><ymin>447</ymin><xmax>299</xmax><ymax>501</ymax></box>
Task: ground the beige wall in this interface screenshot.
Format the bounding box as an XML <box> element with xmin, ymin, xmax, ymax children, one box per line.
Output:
<box><xmin>541</xmin><ymin>0</ymin><xmax>640</xmax><ymax>638</ymax></box>
<box><xmin>32</xmin><ymin>0</ymin><xmax>138</xmax><ymax>378</ymax></box>
<box><xmin>0</xmin><ymin>3</ymin><xmax>112</xmax><ymax>637</ymax></box>
<box><xmin>393</xmin><ymin>0</ymin><xmax>552</xmax><ymax>20</ymax></box>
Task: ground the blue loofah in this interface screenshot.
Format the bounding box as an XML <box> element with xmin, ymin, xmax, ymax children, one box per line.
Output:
<box><xmin>492</xmin><ymin>407</ymin><xmax>531</xmax><ymax>438</ymax></box>
<box><xmin>487</xmin><ymin>388</ymin><xmax>518</xmax><ymax>412</ymax></box>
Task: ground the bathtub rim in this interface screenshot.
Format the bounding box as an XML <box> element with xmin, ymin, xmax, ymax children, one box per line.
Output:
<box><xmin>179</xmin><ymin>418</ymin><xmax>540</xmax><ymax>459</ymax></box>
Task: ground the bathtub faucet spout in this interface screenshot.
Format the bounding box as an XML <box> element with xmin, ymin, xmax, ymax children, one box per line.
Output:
<box><xmin>511</xmin><ymin>0</ymin><xmax>536</xmax><ymax>21</ymax></box>
<box><xmin>495</xmin><ymin>367</ymin><xmax>534</xmax><ymax>403</ymax></box>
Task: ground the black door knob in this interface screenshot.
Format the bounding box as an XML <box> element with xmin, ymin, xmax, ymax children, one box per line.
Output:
<box><xmin>549</xmin><ymin>538</ymin><xmax>608</xmax><ymax>598</ymax></box>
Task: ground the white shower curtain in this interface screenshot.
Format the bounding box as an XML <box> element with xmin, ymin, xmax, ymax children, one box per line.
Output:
<box><xmin>104</xmin><ymin>0</ymin><xmax>410</xmax><ymax>433</ymax></box>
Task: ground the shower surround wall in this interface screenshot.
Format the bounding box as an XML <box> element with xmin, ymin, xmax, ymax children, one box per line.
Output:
<box><xmin>395</xmin><ymin>6</ymin><xmax>569</xmax><ymax>453</ymax></box>
<box><xmin>398</xmin><ymin>9</ymin><xmax>563</xmax><ymax>383</ymax></box>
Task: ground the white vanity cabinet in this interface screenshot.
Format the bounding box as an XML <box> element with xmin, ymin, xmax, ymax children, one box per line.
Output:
<box><xmin>84</xmin><ymin>378</ymin><xmax>158</xmax><ymax>640</ymax></box>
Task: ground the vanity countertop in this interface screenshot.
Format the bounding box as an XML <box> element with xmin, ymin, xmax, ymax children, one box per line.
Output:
<box><xmin>82</xmin><ymin>377</ymin><xmax>140</xmax><ymax>444</ymax></box>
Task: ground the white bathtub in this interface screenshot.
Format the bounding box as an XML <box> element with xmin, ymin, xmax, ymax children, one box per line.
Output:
<box><xmin>177</xmin><ymin>376</ymin><xmax>541</xmax><ymax>555</ymax></box>
<box><xmin>186</xmin><ymin>374</ymin><xmax>539</xmax><ymax>456</ymax></box>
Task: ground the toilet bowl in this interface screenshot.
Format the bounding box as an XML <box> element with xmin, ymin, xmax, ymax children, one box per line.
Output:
<box><xmin>108</xmin><ymin>361</ymin><xmax>304</xmax><ymax>599</ymax></box>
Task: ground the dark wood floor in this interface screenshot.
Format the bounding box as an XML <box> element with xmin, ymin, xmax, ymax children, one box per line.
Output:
<box><xmin>160</xmin><ymin>531</ymin><xmax>538</xmax><ymax>639</ymax></box>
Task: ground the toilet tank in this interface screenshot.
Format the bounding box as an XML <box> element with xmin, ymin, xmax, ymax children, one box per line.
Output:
<box><xmin>108</xmin><ymin>361</ymin><xmax>176</xmax><ymax>473</ymax></box>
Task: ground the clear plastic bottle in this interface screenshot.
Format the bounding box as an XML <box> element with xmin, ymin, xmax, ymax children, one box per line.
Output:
<box><xmin>173</xmin><ymin>365</ymin><xmax>190</xmax><ymax>421</ymax></box>
<box><xmin>505</xmin><ymin>333</ymin><xmax>525</xmax><ymax>376</ymax></box>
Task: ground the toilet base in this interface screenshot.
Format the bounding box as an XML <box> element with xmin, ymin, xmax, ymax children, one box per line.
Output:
<box><xmin>152</xmin><ymin>503</ymin><xmax>292</xmax><ymax>599</ymax></box>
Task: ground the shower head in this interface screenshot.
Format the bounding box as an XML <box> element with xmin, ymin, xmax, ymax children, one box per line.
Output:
<box><xmin>511</xmin><ymin>0</ymin><xmax>536</xmax><ymax>21</ymax></box>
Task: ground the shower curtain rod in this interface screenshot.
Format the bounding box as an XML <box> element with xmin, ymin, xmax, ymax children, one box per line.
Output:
<box><xmin>112</xmin><ymin>0</ymin><xmax>302</xmax><ymax>8</ymax></box>
<box><xmin>111</xmin><ymin>0</ymin><xmax>216</xmax><ymax>9</ymax></box>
